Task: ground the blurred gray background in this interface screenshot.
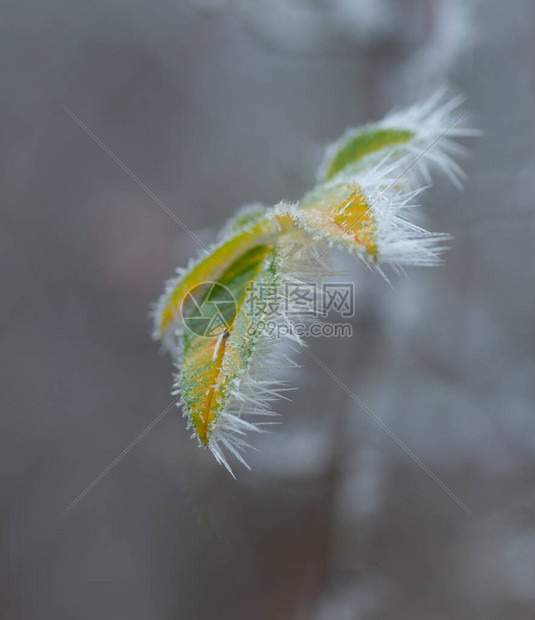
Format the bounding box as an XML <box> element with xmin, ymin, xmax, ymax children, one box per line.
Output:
<box><xmin>2</xmin><ymin>0</ymin><xmax>535</xmax><ymax>618</ymax></box>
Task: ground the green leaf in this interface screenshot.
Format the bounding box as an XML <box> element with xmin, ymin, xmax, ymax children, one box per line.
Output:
<box><xmin>322</xmin><ymin>127</ymin><xmax>413</xmax><ymax>180</ymax></box>
<box><xmin>179</xmin><ymin>244</ymin><xmax>279</xmax><ymax>448</ymax></box>
<box><xmin>154</xmin><ymin>214</ymin><xmax>277</xmax><ymax>342</ymax></box>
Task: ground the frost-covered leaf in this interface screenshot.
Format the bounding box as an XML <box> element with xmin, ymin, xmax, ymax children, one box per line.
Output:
<box><xmin>283</xmin><ymin>160</ymin><xmax>449</xmax><ymax>269</ymax></box>
<box><xmin>280</xmin><ymin>182</ymin><xmax>377</xmax><ymax>260</ymax></box>
<box><xmin>178</xmin><ymin>244</ymin><xmax>282</xmax><ymax>472</ymax></box>
<box><xmin>217</xmin><ymin>203</ymin><xmax>269</xmax><ymax>240</ymax></box>
<box><xmin>153</xmin><ymin>90</ymin><xmax>477</xmax><ymax>474</ymax></box>
<box><xmin>318</xmin><ymin>89</ymin><xmax>478</xmax><ymax>188</ymax></box>
<box><xmin>322</xmin><ymin>128</ymin><xmax>413</xmax><ymax>181</ymax></box>
<box><xmin>153</xmin><ymin>213</ymin><xmax>278</xmax><ymax>348</ymax></box>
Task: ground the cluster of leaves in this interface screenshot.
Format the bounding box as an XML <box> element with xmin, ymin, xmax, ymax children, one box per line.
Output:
<box><xmin>153</xmin><ymin>90</ymin><xmax>475</xmax><ymax>474</ymax></box>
